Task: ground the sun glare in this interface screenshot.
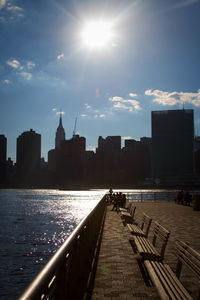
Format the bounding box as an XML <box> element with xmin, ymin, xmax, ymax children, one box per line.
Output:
<box><xmin>81</xmin><ymin>20</ymin><xmax>114</xmax><ymax>50</ymax></box>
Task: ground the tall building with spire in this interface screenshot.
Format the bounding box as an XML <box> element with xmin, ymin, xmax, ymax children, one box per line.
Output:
<box><xmin>55</xmin><ymin>113</ymin><xmax>65</xmax><ymax>149</ymax></box>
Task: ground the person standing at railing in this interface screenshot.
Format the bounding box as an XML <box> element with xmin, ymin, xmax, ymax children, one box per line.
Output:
<box><xmin>111</xmin><ymin>192</ymin><xmax>124</xmax><ymax>212</ymax></box>
<box><xmin>121</xmin><ymin>193</ymin><xmax>126</xmax><ymax>208</ymax></box>
<box><xmin>183</xmin><ymin>191</ymin><xmax>192</xmax><ymax>206</ymax></box>
<box><xmin>175</xmin><ymin>190</ymin><xmax>184</xmax><ymax>204</ymax></box>
<box><xmin>108</xmin><ymin>188</ymin><xmax>114</xmax><ymax>203</ymax></box>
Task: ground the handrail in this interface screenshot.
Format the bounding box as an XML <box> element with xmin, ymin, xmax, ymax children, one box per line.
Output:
<box><xmin>19</xmin><ymin>195</ymin><xmax>107</xmax><ymax>300</ymax></box>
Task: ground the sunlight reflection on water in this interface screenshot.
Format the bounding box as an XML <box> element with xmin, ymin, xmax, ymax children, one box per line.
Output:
<box><xmin>0</xmin><ymin>189</ymin><xmax>106</xmax><ymax>299</ymax></box>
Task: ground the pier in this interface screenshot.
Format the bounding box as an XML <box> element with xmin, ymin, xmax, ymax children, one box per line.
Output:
<box><xmin>92</xmin><ymin>201</ymin><xmax>200</xmax><ymax>299</ymax></box>
<box><xmin>19</xmin><ymin>196</ymin><xmax>200</xmax><ymax>300</ymax></box>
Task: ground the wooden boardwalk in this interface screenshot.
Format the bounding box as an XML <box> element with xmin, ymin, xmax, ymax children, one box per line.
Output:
<box><xmin>91</xmin><ymin>202</ymin><xmax>200</xmax><ymax>299</ymax></box>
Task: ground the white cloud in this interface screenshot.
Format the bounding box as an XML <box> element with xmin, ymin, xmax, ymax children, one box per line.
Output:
<box><xmin>113</xmin><ymin>101</ymin><xmax>133</xmax><ymax>111</ymax></box>
<box><xmin>7</xmin><ymin>58</ymin><xmax>23</xmax><ymax>69</ymax></box>
<box><xmin>110</xmin><ymin>96</ymin><xmax>123</xmax><ymax>102</ymax></box>
<box><xmin>4</xmin><ymin>3</ymin><xmax>24</xmax><ymax>19</ymax></box>
<box><xmin>27</xmin><ymin>61</ymin><xmax>35</xmax><ymax>69</ymax></box>
<box><xmin>129</xmin><ymin>92</ymin><xmax>138</xmax><ymax>98</ymax></box>
<box><xmin>87</xmin><ymin>146</ymin><xmax>96</xmax><ymax>152</ymax></box>
<box><xmin>3</xmin><ymin>79</ymin><xmax>11</xmax><ymax>84</ymax></box>
<box><xmin>85</xmin><ymin>103</ymin><xmax>91</xmax><ymax>109</ymax></box>
<box><xmin>109</xmin><ymin>95</ymin><xmax>142</xmax><ymax>111</ymax></box>
<box><xmin>0</xmin><ymin>0</ymin><xmax>6</xmax><ymax>9</ymax></box>
<box><xmin>145</xmin><ymin>89</ymin><xmax>200</xmax><ymax>107</ymax></box>
<box><xmin>0</xmin><ymin>1</ymin><xmax>24</xmax><ymax>20</ymax></box>
<box><xmin>122</xmin><ymin>136</ymin><xmax>133</xmax><ymax>140</ymax></box>
<box><xmin>6</xmin><ymin>58</ymin><xmax>37</xmax><ymax>81</ymax></box>
<box><xmin>6</xmin><ymin>5</ymin><xmax>23</xmax><ymax>13</ymax></box>
<box><xmin>57</xmin><ymin>53</ymin><xmax>64</xmax><ymax>60</ymax></box>
<box><xmin>56</xmin><ymin>111</ymin><xmax>65</xmax><ymax>115</ymax></box>
<box><xmin>18</xmin><ymin>72</ymin><xmax>32</xmax><ymax>80</ymax></box>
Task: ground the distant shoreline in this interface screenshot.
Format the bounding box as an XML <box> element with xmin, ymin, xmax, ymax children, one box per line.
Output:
<box><xmin>1</xmin><ymin>185</ymin><xmax>200</xmax><ymax>191</ymax></box>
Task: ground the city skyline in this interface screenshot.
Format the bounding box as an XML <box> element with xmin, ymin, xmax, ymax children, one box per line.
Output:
<box><xmin>1</xmin><ymin>0</ymin><xmax>200</xmax><ymax>162</ymax></box>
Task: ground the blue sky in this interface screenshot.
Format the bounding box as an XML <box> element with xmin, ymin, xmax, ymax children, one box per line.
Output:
<box><xmin>1</xmin><ymin>0</ymin><xmax>200</xmax><ymax>162</ymax></box>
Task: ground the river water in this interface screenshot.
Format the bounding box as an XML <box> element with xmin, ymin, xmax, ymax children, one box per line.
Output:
<box><xmin>0</xmin><ymin>189</ymin><xmax>106</xmax><ymax>299</ymax></box>
<box><xmin>0</xmin><ymin>188</ymin><xmax>196</xmax><ymax>299</ymax></box>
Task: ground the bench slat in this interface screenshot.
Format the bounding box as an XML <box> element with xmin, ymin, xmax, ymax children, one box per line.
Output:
<box><xmin>121</xmin><ymin>205</ymin><xmax>136</xmax><ymax>224</ymax></box>
<box><xmin>119</xmin><ymin>202</ymin><xmax>132</xmax><ymax>213</ymax></box>
<box><xmin>145</xmin><ymin>260</ymin><xmax>193</xmax><ymax>300</ymax></box>
<box><xmin>127</xmin><ymin>213</ymin><xmax>152</xmax><ymax>238</ymax></box>
<box><xmin>155</xmin><ymin>261</ymin><xmax>191</xmax><ymax>300</ymax></box>
<box><xmin>144</xmin><ymin>260</ymin><xmax>170</xmax><ymax>300</ymax></box>
<box><xmin>134</xmin><ymin>236</ymin><xmax>161</xmax><ymax>261</ymax></box>
<box><xmin>176</xmin><ymin>240</ymin><xmax>200</xmax><ymax>279</ymax></box>
<box><xmin>153</xmin><ymin>261</ymin><xmax>182</xmax><ymax>300</ymax></box>
<box><xmin>127</xmin><ymin>224</ymin><xmax>145</xmax><ymax>236</ymax></box>
<box><xmin>163</xmin><ymin>264</ymin><xmax>193</xmax><ymax>300</ymax></box>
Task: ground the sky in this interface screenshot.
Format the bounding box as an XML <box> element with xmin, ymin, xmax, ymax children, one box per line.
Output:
<box><xmin>1</xmin><ymin>0</ymin><xmax>200</xmax><ymax>162</ymax></box>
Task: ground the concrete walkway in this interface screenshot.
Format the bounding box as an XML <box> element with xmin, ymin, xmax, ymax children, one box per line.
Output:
<box><xmin>92</xmin><ymin>202</ymin><xmax>200</xmax><ymax>299</ymax></box>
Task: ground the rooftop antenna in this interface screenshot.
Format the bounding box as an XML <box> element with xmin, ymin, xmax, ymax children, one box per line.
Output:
<box><xmin>73</xmin><ymin>116</ymin><xmax>77</xmax><ymax>137</ymax></box>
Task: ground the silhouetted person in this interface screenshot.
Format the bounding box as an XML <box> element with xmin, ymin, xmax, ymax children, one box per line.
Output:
<box><xmin>121</xmin><ymin>194</ymin><xmax>126</xmax><ymax>208</ymax></box>
<box><xmin>108</xmin><ymin>188</ymin><xmax>114</xmax><ymax>203</ymax></box>
<box><xmin>184</xmin><ymin>191</ymin><xmax>192</xmax><ymax>206</ymax></box>
<box><xmin>175</xmin><ymin>190</ymin><xmax>184</xmax><ymax>204</ymax></box>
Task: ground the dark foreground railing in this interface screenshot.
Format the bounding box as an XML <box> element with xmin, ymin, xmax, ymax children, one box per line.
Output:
<box><xmin>19</xmin><ymin>195</ymin><xmax>107</xmax><ymax>300</ymax></box>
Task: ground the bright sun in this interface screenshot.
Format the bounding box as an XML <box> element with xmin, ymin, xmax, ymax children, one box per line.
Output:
<box><xmin>81</xmin><ymin>20</ymin><xmax>113</xmax><ymax>50</ymax></box>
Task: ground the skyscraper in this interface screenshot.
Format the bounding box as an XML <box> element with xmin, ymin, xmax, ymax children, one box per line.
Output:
<box><xmin>152</xmin><ymin>109</ymin><xmax>194</xmax><ymax>179</ymax></box>
<box><xmin>17</xmin><ymin>129</ymin><xmax>41</xmax><ymax>180</ymax></box>
<box><xmin>0</xmin><ymin>135</ymin><xmax>7</xmax><ymax>183</ymax></box>
<box><xmin>55</xmin><ymin>114</ymin><xmax>65</xmax><ymax>149</ymax></box>
<box><xmin>97</xmin><ymin>136</ymin><xmax>121</xmax><ymax>154</ymax></box>
<box><xmin>57</xmin><ymin>134</ymin><xmax>86</xmax><ymax>181</ymax></box>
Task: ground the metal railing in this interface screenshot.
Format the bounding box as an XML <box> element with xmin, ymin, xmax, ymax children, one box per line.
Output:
<box><xmin>125</xmin><ymin>191</ymin><xmax>178</xmax><ymax>202</ymax></box>
<box><xmin>125</xmin><ymin>190</ymin><xmax>199</xmax><ymax>202</ymax></box>
<box><xmin>19</xmin><ymin>195</ymin><xmax>107</xmax><ymax>300</ymax></box>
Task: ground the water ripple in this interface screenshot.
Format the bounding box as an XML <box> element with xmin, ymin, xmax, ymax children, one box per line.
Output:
<box><xmin>0</xmin><ymin>189</ymin><xmax>106</xmax><ymax>300</ymax></box>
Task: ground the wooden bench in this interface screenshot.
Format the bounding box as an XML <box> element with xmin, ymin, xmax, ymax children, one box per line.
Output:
<box><xmin>121</xmin><ymin>204</ymin><xmax>136</xmax><ymax>224</ymax></box>
<box><xmin>127</xmin><ymin>213</ymin><xmax>152</xmax><ymax>238</ymax></box>
<box><xmin>133</xmin><ymin>221</ymin><xmax>170</xmax><ymax>261</ymax></box>
<box><xmin>119</xmin><ymin>202</ymin><xmax>132</xmax><ymax>213</ymax></box>
<box><xmin>144</xmin><ymin>240</ymin><xmax>200</xmax><ymax>300</ymax></box>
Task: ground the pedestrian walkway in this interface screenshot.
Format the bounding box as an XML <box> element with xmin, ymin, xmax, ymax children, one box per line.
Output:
<box><xmin>92</xmin><ymin>202</ymin><xmax>200</xmax><ymax>299</ymax></box>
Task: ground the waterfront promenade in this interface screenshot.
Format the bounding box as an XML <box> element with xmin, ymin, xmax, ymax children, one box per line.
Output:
<box><xmin>92</xmin><ymin>201</ymin><xmax>200</xmax><ymax>299</ymax></box>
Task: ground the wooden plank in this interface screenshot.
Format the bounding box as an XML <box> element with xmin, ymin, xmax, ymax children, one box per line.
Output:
<box><xmin>176</xmin><ymin>245</ymin><xmax>200</xmax><ymax>270</ymax></box>
<box><xmin>144</xmin><ymin>260</ymin><xmax>169</xmax><ymax>300</ymax></box>
<box><xmin>151</xmin><ymin>261</ymin><xmax>180</xmax><ymax>300</ymax></box>
<box><xmin>127</xmin><ymin>224</ymin><xmax>144</xmax><ymax>235</ymax></box>
<box><xmin>138</xmin><ymin>237</ymin><xmax>156</xmax><ymax>255</ymax></box>
<box><xmin>145</xmin><ymin>259</ymin><xmax>194</xmax><ymax>300</ymax></box>
<box><xmin>154</xmin><ymin>261</ymin><xmax>191</xmax><ymax>300</ymax></box>
<box><xmin>176</xmin><ymin>241</ymin><xmax>200</xmax><ymax>279</ymax></box>
<box><xmin>164</xmin><ymin>264</ymin><xmax>193</xmax><ymax>300</ymax></box>
<box><xmin>134</xmin><ymin>236</ymin><xmax>161</xmax><ymax>261</ymax></box>
<box><xmin>147</xmin><ymin>260</ymin><xmax>192</xmax><ymax>300</ymax></box>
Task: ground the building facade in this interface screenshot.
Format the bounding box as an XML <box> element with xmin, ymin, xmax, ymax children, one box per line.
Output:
<box><xmin>57</xmin><ymin>134</ymin><xmax>86</xmax><ymax>182</ymax></box>
<box><xmin>16</xmin><ymin>129</ymin><xmax>41</xmax><ymax>181</ymax></box>
<box><xmin>0</xmin><ymin>135</ymin><xmax>7</xmax><ymax>184</ymax></box>
<box><xmin>152</xmin><ymin>109</ymin><xmax>194</xmax><ymax>179</ymax></box>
